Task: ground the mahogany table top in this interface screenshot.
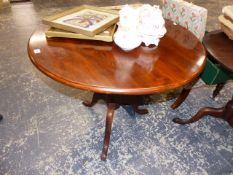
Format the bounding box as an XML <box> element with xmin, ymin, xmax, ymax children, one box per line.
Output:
<box><xmin>27</xmin><ymin>20</ymin><xmax>206</xmax><ymax>95</ymax></box>
<box><xmin>203</xmin><ymin>30</ymin><xmax>233</xmax><ymax>73</ymax></box>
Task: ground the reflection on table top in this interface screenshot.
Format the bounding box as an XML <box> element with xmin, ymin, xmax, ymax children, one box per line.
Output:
<box><xmin>27</xmin><ymin>20</ymin><xmax>206</xmax><ymax>95</ymax></box>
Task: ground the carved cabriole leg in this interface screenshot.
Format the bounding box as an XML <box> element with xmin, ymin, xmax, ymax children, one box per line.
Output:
<box><xmin>171</xmin><ymin>78</ymin><xmax>198</xmax><ymax>109</ymax></box>
<box><xmin>171</xmin><ymin>88</ymin><xmax>191</xmax><ymax>109</ymax></box>
<box><xmin>82</xmin><ymin>93</ymin><xmax>104</xmax><ymax>107</ymax></box>
<box><xmin>132</xmin><ymin>105</ymin><xmax>149</xmax><ymax>115</ymax></box>
<box><xmin>213</xmin><ymin>83</ymin><xmax>225</xmax><ymax>98</ymax></box>
<box><xmin>173</xmin><ymin>96</ymin><xmax>233</xmax><ymax>126</ymax></box>
<box><xmin>172</xmin><ymin>107</ymin><xmax>224</xmax><ymax>124</ymax></box>
<box><xmin>131</xmin><ymin>95</ymin><xmax>148</xmax><ymax>114</ymax></box>
<box><xmin>100</xmin><ymin>103</ymin><xmax>117</xmax><ymax>161</ymax></box>
<box><xmin>83</xmin><ymin>93</ymin><xmax>150</xmax><ymax>160</ymax></box>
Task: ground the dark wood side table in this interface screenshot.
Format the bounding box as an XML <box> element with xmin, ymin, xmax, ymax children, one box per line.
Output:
<box><xmin>173</xmin><ymin>31</ymin><xmax>233</xmax><ymax>126</ymax></box>
<box><xmin>27</xmin><ymin>20</ymin><xmax>206</xmax><ymax>160</ymax></box>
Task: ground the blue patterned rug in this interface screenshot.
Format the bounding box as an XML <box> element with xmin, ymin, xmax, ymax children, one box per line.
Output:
<box><xmin>0</xmin><ymin>69</ymin><xmax>232</xmax><ymax>174</ymax></box>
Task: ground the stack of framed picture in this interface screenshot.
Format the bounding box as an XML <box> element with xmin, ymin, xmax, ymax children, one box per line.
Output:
<box><xmin>43</xmin><ymin>5</ymin><xmax>119</xmax><ymax>42</ymax></box>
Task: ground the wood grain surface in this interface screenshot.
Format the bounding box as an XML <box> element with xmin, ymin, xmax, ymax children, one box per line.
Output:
<box><xmin>203</xmin><ymin>30</ymin><xmax>233</xmax><ymax>72</ymax></box>
<box><xmin>28</xmin><ymin>20</ymin><xmax>206</xmax><ymax>95</ymax></box>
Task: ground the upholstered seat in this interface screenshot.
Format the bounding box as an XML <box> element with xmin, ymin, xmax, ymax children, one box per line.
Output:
<box><xmin>162</xmin><ymin>0</ymin><xmax>207</xmax><ymax>41</ymax></box>
<box><xmin>161</xmin><ymin>0</ymin><xmax>208</xmax><ymax>108</ymax></box>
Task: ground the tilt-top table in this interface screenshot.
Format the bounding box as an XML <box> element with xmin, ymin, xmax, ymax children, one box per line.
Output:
<box><xmin>27</xmin><ymin>20</ymin><xmax>206</xmax><ymax>160</ymax></box>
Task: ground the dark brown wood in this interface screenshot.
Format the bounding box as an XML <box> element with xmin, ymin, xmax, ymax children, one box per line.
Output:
<box><xmin>173</xmin><ymin>30</ymin><xmax>233</xmax><ymax>126</ymax></box>
<box><xmin>100</xmin><ymin>103</ymin><xmax>117</xmax><ymax>161</ymax></box>
<box><xmin>28</xmin><ymin>21</ymin><xmax>206</xmax><ymax>160</ymax></box>
<box><xmin>223</xmin><ymin>97</ymin><xmax>233</xmax><ymax>126</ymax></box>
<box><xmin>132</xmin><ymin>105</ymin><xmax>149</xmax><ymax>115</ymax></box>
<box><xmin>97</xmin><ymin>93</ymin><xmax>148</xmax><ymax>160</ymax></box>
<box><xmin>173</xmin><ymin>107</ymin><xmax>224</xmax><ymax>124</ymax></box>
<box><xmin>203</xmin><ymin>30</ymin><xmax>233</xmax><ymax>72</ymax></box>
<box><xmin>0</xmin><ymin>114</ymin><xmax>3</xmax><ymax>121</ymax></box>
<box><xmin>82</xmin><ymin>93</ymin><xmax>105</xmax><ymax>107</ymax></box>
<box><xmin>173</xmin><ymin>96</ymin><xmax>233</xmax><ymax>126</ymax></box>
<box><xmin>171</xmin><ymin>78</ymin><xmax>198</xmax><ymax>109</ymax></box>
<box><xmin>27</xmin><ymin>20</ymin><xmax>206</xmax><ymax>95</ymax></box>
<box><xmin>171</xmin><ymin>88</ymin><xmax>191</xmax><ymax>109</ymax></box>
<box><xmin>212</xmin><ymin>83</ymin><xmax>225</xmax><ymax>99</ymax></box>
<box><xmin>84</xmin><ymin>93</ymin><xmax>148</xmax><ymax>160</ymax></box>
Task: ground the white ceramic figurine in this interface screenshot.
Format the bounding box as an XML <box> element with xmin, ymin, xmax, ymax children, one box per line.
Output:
<box><xmin>114</xmin><ymin>4</ymin><xmax>167</xmax><ymax>51</ymax></box>
<box><xmin>113</xmin><ymin>5</ymin><xmax>141</xmax><ymax>51</ymax></box>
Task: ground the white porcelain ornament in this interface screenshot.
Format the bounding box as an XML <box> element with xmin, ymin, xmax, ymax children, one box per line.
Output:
<box><xmin>113</xmin><ymin>5</ymin><xmax>141</xmax><ymax>51</ymax></box>
<box><xmin>114</xmin><ymin>4</ymin><xmax>167</xmax><ymax>51</ymax></box>
<box><xmin>138</xmin><ymin>5</ymin><xmax>166</xmax><ymax>46</ymax></box>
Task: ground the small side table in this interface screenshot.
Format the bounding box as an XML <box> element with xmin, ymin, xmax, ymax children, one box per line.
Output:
<box><xmin>173</xmin><ymin>31</ymin><xmax>233</xmax><ymax>126</ymax></box>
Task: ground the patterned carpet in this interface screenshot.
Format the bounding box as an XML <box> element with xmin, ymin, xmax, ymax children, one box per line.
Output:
<box><xmin>0</xmin><ymin>0</ymin><xmax>232</xmax><ymax>174</ymax></box>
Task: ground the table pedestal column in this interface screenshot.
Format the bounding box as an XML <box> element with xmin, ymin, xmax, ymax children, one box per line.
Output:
<box><xmin>83</xmin><ymin>93</ymin><xmax>148</xmax><ymax>161</ymax></box>
<box><xmin>173</xmin><ymin>96</ymin><xmax>233</xmax><ymax>127</ymax></box>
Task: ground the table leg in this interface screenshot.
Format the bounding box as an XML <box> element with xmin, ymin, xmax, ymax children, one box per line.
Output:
<box><xmin>82</xmin><ymin>93</ymin><xmax>104</xmax><ymax>107</ymax></box>
<box><xmin>171</xmin><ymin>79</ymin><xmax>198</xmax><ymax>109</ymax></box>
<box><xmin>0</xmin><ymin>114</ymin><xmax>2</xmax><ymax>121</ymax></box>
<box><xmin>131</xmin><ymin>95</ymin><xmax>148</xmax><ymax>114</ymax></box>
<box><xmin>171</xmin><ymin>88</ymin><xmax>191</xmax><ymax>109</ymax></box>
<box><xmin>100</xmin><ymin>103</ymin><xmax>118</xmax><ymax>161</ymax></box>
<box><xmin>82</xmin><ymin>93</ymin><xmax>149</xmax><ymax>160</ymax></box>
<box><xmin>173</xmin><ymin>96</ymin><xmax>233</xmax><ymax>126</ymax></box>
<box><xmin>132</xmin><ymin>105</ymin><xmax>148</xmax><ymax>115</ymax></box>
<box><xmin>213</xmin><ymin>83</ymin><xmax>225</xmax><ymax>98</ymax></box>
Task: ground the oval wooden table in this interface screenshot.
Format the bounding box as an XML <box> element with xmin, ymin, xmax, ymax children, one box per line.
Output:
<box><xmin>173</xmin><ymin>30</ymin><xmax>233</xmax><ymax>126</ymax></box>
<box><xmin>28</xmin><ymin>20</ymin><xmax>206</xmax><ymax>160</ymax></box>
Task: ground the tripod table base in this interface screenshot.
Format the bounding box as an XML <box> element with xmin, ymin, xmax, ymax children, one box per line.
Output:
<box><xmin>173</xmin><ymin>96</ymin><xmax>233</xmax><ymax>127</ymax></box>
<box><xmin>83</xmin><ymin>93</ymin><xmax>148</xmax><ymax>161</ymax></box>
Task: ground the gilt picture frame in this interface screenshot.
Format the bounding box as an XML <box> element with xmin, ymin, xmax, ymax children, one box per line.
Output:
<box><xmin>45</xmin><ymin>24</ymin><xmax>116</xmax><ymax>42</ymax></box>
<box><xmin>42</xmin><ymin>5</ymin><xmax>119</xmax><ymax>37</ymax></box>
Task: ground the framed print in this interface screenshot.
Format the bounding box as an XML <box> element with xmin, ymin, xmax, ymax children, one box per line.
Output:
<box><xmin>42</xmin><ymin>5</ymin><xmax>119</xmax><ymax>37</ymax></box>
<box><xmin>45</xmin><ymin>24</ymin><xmax>116</xmax><ymax>42</ymax></box>
<box><xmin>100</xmin><ymin>4</ymin><xmax>143</xmax><ymax>11</ymax></box>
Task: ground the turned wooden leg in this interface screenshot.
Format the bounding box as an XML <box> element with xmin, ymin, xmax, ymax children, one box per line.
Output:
<box><xmin>173</xmin><ymin>107</ymin><xmax>224</xmax><ymax>124</ymax></box>
<box><xmin>171</xmin><ymin>88</ymin><xmax>191</xmax><ymax>109</ymax></box>
<box><xmin>132</xmin><ymin>105</ymin><xmax>148</xmax><ymax>115</ymax></box>
<box><xmin>100</xmin><ymin>103</ymin><xmax>117</xmax><ymax>161</ymax></box>
<box><xmin>213</xmin><ymin>83</ymin><xmax>225</xmax><ymax>99</ymax></box>
<box><xmin>82</xmin><ymin>93</ymin><xmax>104</xmax><ymax>107</ymax></box>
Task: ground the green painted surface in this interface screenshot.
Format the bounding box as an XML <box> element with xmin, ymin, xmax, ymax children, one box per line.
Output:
<box><xmin>201</xmin><ymin>58</ymin><xmax>231</xmax><ymax>85</ymax></box>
